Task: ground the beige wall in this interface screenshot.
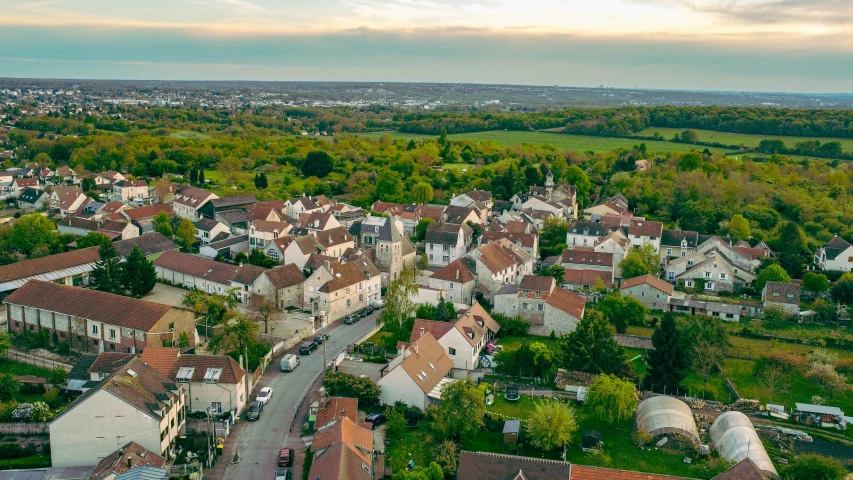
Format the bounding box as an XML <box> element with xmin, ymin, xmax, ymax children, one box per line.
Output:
<box><xmin>182</xmin><ymin>378</ymin><xmax>246</xmax><ymax>415</ymax></box>
<box><xmin>149</xmin><ymin>308</ymin><xmax>198</xmax><ymax>349</ymax></box>
<box><xmin>622</xmin><ymin>284</ymin><xmax>670</xmax><ymax>311</ymax></box>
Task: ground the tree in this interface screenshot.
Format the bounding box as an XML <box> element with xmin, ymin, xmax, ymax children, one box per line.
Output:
<box><xmin>302</xmin><ymin>151</ymin><xmax>334</xmax><ymax>178</ymax></box>
<box><xmin>11</xmin><ymin>213</ymin><xmax>56</xmax><ymax>255</ymax></box>
<box><xmin>831</xmin><ymin>273</ymin><xmax>853</xmax><ymax>304</ymax></box>
<box><xmin>207</xmin><ymin>314</ymin><xmax>259</xmax><ymax>355</ymax></box>
<box><xmin>430</xmin><ymin>380</ymin><xmax>486</xmax><ymax>440</ymax></box>
<box><xmin>727</xmin><ymin>214</ymin><xmax>751</xmax><ymax>241</ymax></box>
<box><xmin>645</xmin><ymin>312</ymin><xmax>689</xmax><ymax>394</ymax></box>
<box><xmin>378</xmin><ymin>266</ymin><xmax>418</xmax><ymax>344</ymax></box>
<box><xmin>175</xmin><ymin>218</ymin><xmax>196</xmax><ymax>250</ymax></box>
<box><xmin>432</xmin><ymin>440</ymin><xmax>459</xmax><ymax>478</ymax></box>
<box><xmin>465</xmin><ymin>220</ymin><xmax>482</xmax><ymax>245</ymax></box>
<box><xmin>619</xmin><ymin>244</ymin><xmax>659</xmax><ymax>279</ymax></box>
<box><xmin>322</xmin><ymin>371</ymin><xmax>381</xmax><ymax>405</ymax></box>
<box><xmin>123</xmin><ymin>245</ymin><xmax>156</xmax><ymax>297</ymax></box>
<box><xmin>438</xmin><ymin>127</ymin><xmax>448</xmax><ymax>146</ymax></box>
<box><xmin>248</xmin><ymin>248</ymin><xmax>277</xmax><ymax>268</ymax></box>
<box><xmin>249</xmin><ymin>293</ymin><xmax>276</xmax><ymax>334</ymax></box>
<box><xmin>777</xmin><ymin>222</ymin><xmax>808</xmax><ymax>277</ymax></box>
<box><xmin>0</xmin><ymin>374</ymin><xmax>19</xmax><ymax>402</ymax></box>
<box><xmin>76</xmin><ymin>232</ymin><xmax>112</xmax><ymax>249</ymax></box>
<box><xmin>559</xmin><ymin>311</ymin><xmax>625</xmax><ymax>374</ymax></box>
<box><xmin>217</xmin><ymin>157</ymin><xmax>243</xmax><ymax>185</ymax></box>
<box><xmin>198</xmin><ymin>169</ymin><xmax>205</xmax><ymax>184</ymax></box>
<box><xmin>541</xmin><ymin>265</ymin><xmax>565</xmax><ymax>285</ymax></box>
<box><xmin>152</xmin><ymin>177</ymin><xmax>173</xmax><ymax>203</ymax></box>
<box><xmin>692</xmin><ymin>339</ymin><xmax>724</xmax><ymax>399</ymax></box>
<box><xmin>153</xmin><ymin>211</ymin><xmax>172</xmax><ymax>237</ymax></box>
<box><xmin>783</xmin><ymin>454</ymin><xmax>848</xmax><ymax>480</ymax></box>
<box><xmin>586</xmin><ymin>374</ymin><xmax>638</xmax><ymax>426</ymax></box>
<box><xmin>375</xmin><ymin>171</ymin><xmax>405</xmax><ymax>202</ymax></box>
<box><xmin>563</xmin><ymin>165</ymin><xmax>592</xmax><ymax>206</ymax></box>
<box><xmin>0</xmin><ymin>333</ymin><xmax>11</xmax><ymax>358</ymax></box>
<box><xmin>755</xmin><ymin>356</ymin><xmax>790</xmax><ymax>404</ymax></box>
<box><xmin>392</xmin><ymin>462</ymin><xmax>443</xmax><ymax>480</ymax></box>
<box><xmin>385</xmin><ymin>407</ymin><xmax>407</xmax><ymax>440</ymax></box>
<box><xmin>802</xmin><ymin>272</ymin><xmax>830</xmax><ymax>297</ymax></box>
<box><xmin>49</xmin><ymin>366</ymin><xmax>67</xmax><ymax>387</ymax></box>
<box><xmin>411</xmin><ymin>182</ymin><xmax>434</xmax><ymax>204</ymax></box>
<box><xmin>598</xmin><ymin>292</ymin><xmax>648</xmax><ymax>334</ymax></box>
<box><xmin>90</xmin><ymin>242</ymin><xmax>126</xmax><ymax>295</ymax></box>
<box><xmin>413</xmin><ymin>218</ymin><xmax>434</xmax><ymax>242</ymax></box>
<box><xmin>539</xmin><ymin>217</ymin><xmax>568</xmax><ymax>259</ymax></box>
<box><xmin>526</xmin><ymin>398</ymin><xmax>578</xmax><ymax>451</ymax></box>
<box><xmin>756</xmin><ymin>263</ymin><xmax>791</xmax><ymax>291</ymax></box>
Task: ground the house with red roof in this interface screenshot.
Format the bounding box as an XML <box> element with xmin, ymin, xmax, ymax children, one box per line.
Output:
<box><xmin>494</xmin><ymin>275</ymin><xmax>586</xmax><ymax>335</ymax></box>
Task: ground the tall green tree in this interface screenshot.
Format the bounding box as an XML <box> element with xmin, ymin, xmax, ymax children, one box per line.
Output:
<box><xmin>563</xmin><ymin>165</ymin><xmax>592</xmax><ymax>207</ymax></box>
<box><xmin>645</xmin><ymin>312</ymin><xmax>689</xmax><ymax>394</ymax></box>
<box><xmin>411</xmin><ymin>182</ymin><xmax>434</xmax><ymax>204</ymax></box>
<box><xmin>430</xmin><ymin>380</ymin><xmax>486</xmax><ymax>440</ymax></box>
<box><xmin>539</xmin><ymin>217</ymin><xmax>568</xmax><ymax>259</ymax></box>
<box><xmin>11</xmin><ymin>213</ymin><xmax>56</xmax><ymax>255</ymax></box>
<box><xmin>619</xmin><ymin>244</ymin><xmax>659</xmax><ymax>279</ymax></box>
<box><xmin>375</xmin><ymin>171</ymin><xmax>405</xmax><ymax>202</ymax></box>
<box><xmin>302</xmin><ymin>150</ymin><xmax>334</xmax><ymax>178</ymax></box>
<box><xmin>378</xmin><ymin>266</ymin><xmax>418</xmax><ymax>344</ymax></box>
<box><xmin>598</xmin><ymin>292</ymin><xmax>648</xmax><ymax>333</ymax></box>
<box><xmin>802</xmin><ymin>272</ymin><xmax>830</xmax><ymax>296</ymax></box>
<box><xmin>783</xmin><ymin>454</ymin><xmax>848</xmax><ymax>480</ymax></box>
<box><xmin>526</xmin><ymin>398</ymin><xmax>578</xmax><ymax>452</ymax></box>
<box><xmin>831</xmin><ymin>273</ymin><xmax>853</xmax><ymax>304</ymax></box>
<box><xmin>541</xmin><ymin>265</ymin><xmax>565</xmax><ymax>285</ymax></box>
<box><xmin>727</xmin><ymin>214</ymin><xmax>751</xmax><ymax>241</ymax></box>
<box><xmin>175</xmin><ymin>218</ymin><xmax>196</xmax><ymax>250</ymax></box>
<box><xmin>123</xmin><ymin>245</ymin><xmax>156</xmax><ymax>297</ymax></box>
<box><xmin>776</xmin><ymin>222</ymin><xmax>808</xmax><ymax>277</ymax></box>
<box><xmin>559</xmin><ymin>311</ymin><xmax>625</xmax><ymax>374</ymax></box>
<box><xmin>90</xmin><ymin>242</ymin><xmax>126</xmax><ymax>295</ymax></box>
<box><xmin>76</xmin><ymin>232</ymin><xmax>112</xmax><ymax>249</ymax></box>
<box><xmin>756</xmin><ymin>263</ymin><xmax>792</xmax><ymax>291</ymax></box>
<box><xmin>412</xmin><ymin>218</ymin><xmax>434</xmax><ymax>242</ymax></box>
<box><xmin>322</xmin><ymin>371</ymin><xmax>381</xmax><ymax>405</ymax></box>
<box><xmin>586</xmin><ymin>374</ymin><xmax>639</xmax><ymax>426</ymax></box>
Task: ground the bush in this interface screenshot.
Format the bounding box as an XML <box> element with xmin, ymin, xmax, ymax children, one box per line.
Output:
<box><xmin>19</xmin><ymin>383</ymin><xmax>46</xmax><ymax>395</ymax></box>
<box><xmin>492</xmin><ymin>312</ymin><xmax>530</xmax><ymax>337</ymax></box>
<box><xmin>0</xmin><ymin>443</ymin><xmax>25</xmax><ymax>459</ymax></box>
<box><xmin>42</xmin><ymin>389</ymin><xmax>63</xmax><ymax>409</ymax></box>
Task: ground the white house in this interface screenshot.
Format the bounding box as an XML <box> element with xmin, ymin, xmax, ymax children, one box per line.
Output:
<box><xmin>814</xmin><ymin>235</ymin><xmax>853</xmax><ymax>272</ymax></box>
<box><xmin>627</xmin><ymin>219</ymin><xmax>663</xmax><ymax>252</ymax></box>
<box><xmin>285</xmin><ymin>196</ymin><xmax>322</xmax><ymax>220</ymax></box>
<box><xmin>412</xmin><ymin>303</ymin><xmax>499</xmax><ymax>371</ymax></box>
<box><xmin>377</xmin><ymin>332</ymin><xmax>454</xmax><ymax>412</ymax></box>
<box><xmin>468</xmin><ymin>238</ymin><xmax>535</xmax><ymax>301</ymax></box>
<box><xmin>49</xmin><ymin>357</ymin><xmax>185</xmax><ymax>467</ymax></box>
<box><xmin>112</xmin><ymin>179</ymin><xmax>149</xmax><ymax>203</ymax></box>
<box><xmin>194</xmin><ymin>218</ymin><xmax>230</xmax><ymax>245</ymax></box>
<box><xmin>284</xmin><ymin>235</ymin><xmax>321</xmax><ymax>270</ymax></box>
<box><xmin>425</xmin><ymin>222</ymin><xmax>473</xmax><ymax>268</ymax></box>
<box><xmin>428</xmin><ymin>258</ymin><xmax>477</xmax><ymax>306</ymax></box>
<box><xmin>566</xmin><ymin>220</ymin><xmax>615</xmax><ymax>248</ymax></box>
<box><xmin>248</xmin><ymin>220</ymin><xmax>291</xmax><ymax>250</ymax></box>
<box><xmin>314</xmin><ymin>226</ymin><xmax>355</xmax><ymax>259</ymax></box>
<box><xmin>620</xmin><ymin>274</ymin><xmax>675</xmax><ymax>311</ymax></box>
<box><xmin>173</xmin><ymin>185</ymin><xmax>218</xmax><ymax>222</ymax></box>
<box><xmin>51</xmin><ymin>185</ymin><xmax>88</xmax><ymax>215</ymax></box>
<box><xmin>154</xmin><ymin>250</ymin><xmax>267</xmax><ymax>302</ymax></box>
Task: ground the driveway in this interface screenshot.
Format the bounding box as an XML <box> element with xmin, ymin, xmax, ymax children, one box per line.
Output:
<box><xmin>142</xmin><ymin>283</ymin><xmax>190</xmax><ymax>308</ymax></box>
<box><xmin>211</xmin><ymin>310</ymin><xmax>381</xmax><ymax>480</ymax></box>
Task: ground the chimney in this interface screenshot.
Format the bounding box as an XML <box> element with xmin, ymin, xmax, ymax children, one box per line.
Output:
<box><xmin>413</xmin><ymin>343</ymin><xmax>419</xmax><ymax>354</ymax></box>
<box><xmin>126</xmin><ymin>457</ymin><xmax>132</xmax><ymax>469</ymax></box>
<box><xmin>419</xmin><ymin>328</ymin><xmax>425</xmax><ymax>338</ymax></box>
<box><xmin>239</xmin><ymin>355</ymin><xmax>244</xmax><ymax>370</ymax></box>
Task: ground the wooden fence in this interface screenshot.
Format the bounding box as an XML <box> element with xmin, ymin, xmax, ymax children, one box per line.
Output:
<box><xmin>3</xmin><ymin>350</ymin><xmax>72</xmax><ymax>372</ymax></box>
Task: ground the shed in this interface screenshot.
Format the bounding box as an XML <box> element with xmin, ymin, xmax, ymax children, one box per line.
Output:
<box><xmin>709</xmin><ymin>411</ymin><xmax>779</xmax><ymax>479</ymax></box>
<box><xmin>503</xmin><ymin>419</ymin><xmax>520</xmax><ymax>445</ymax></box>
<box><xmin>794</xmin><ymin>403</ymin><xmax>846</xmax><ymax>428</ymax></box>
<box><xmin>635</xmin><ymin>396</ymin><xmax>700</xmax><ymax>447</ymax></box>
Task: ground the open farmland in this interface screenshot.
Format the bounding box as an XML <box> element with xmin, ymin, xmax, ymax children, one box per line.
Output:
<box><xmin>634</xmin><ymin>127</ymin><xmax>853</xmax><ymax>152</ymax></box>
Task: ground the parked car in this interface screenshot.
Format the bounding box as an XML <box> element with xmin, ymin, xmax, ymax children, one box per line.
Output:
<box><xmin>344</xmin><ymin>314</ymin><xmax>360</xmax><ymax>325</ymax></box>
<box><xmin>314</xmin><ymin>334</ymin><xmax>330</xmax><ymax>344</ymax></box>
<box><xmin>278</xmin><ymin>447</ymin><xmax>295</xmax><ymax>467</ymax></box>
<box><xmin>365</xmin><ymin>413</ymin><xmax>387</xmax><ymax>430</ymax></box>
<box><xmin>274</xmin><ymin>468</ymin><xmax>290</xmax><ymax>480</ymax></box>
<box><xmin>256</xmin><ymin>387</ymin><xmax>274</xmax><ymax>405</ymax></box>
<box><xmin>371</xmin><ymin>299</ymin><xmax>386</xmax><ymax>308</ymax></box>
<box><xmin>299</xmin><ymin>341</ymin><xmax>317</xmax><ymax>355</ymax></box>
<box><xmin>364</xmin><ymin>305</ymin><xmax>375</xmax><ymax>315</ymax></box>
<box><xmin>280</xmin><ymin>354</ymin><xmax>300</xmax><ymax>372</ymax></box>
<box><xmin>247</xmin><ymin>401</ymin><xmax>263</xmax><ymax>421</ymax></box>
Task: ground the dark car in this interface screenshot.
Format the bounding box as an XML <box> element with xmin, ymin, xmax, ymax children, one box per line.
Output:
<box><xmin>274</xmin><ymin>467</ymin><xmax>290</xmax><ymax>480</ymax></box>
<box><xmin>314</xmin><ymin>334</ymin><xmax>329</xmax><ymax>344</ymax></box>
<box><xmin>365</xmin><ymin>413</ymin><xmax>387</xmax><ymax>430</ymax></box>
<box><xmin>358</xmin><ymin>307</ymin><xmax>372</xmax><ymax>318</ymax></box>
<box><xmin>247</xmin><ymin>401</ymin><xmax>263</xmax><ymax>421</ymax></box>
<box><xmin>278</xmin><ymin>447</ymin><xmax>295</xmax><ymax>467</ymax></box>
<box><xmin>344</xmin><ymin>314</ymin><xmax>360</xmax><ymax>325</ymax></box>
<box><xmin>298</xmin><ymin>342</ymin><xmax>317</xmax><ymax>355</ymax></box>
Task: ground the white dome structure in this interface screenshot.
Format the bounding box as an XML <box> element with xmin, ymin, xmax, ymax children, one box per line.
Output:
<box><xmin>709</xmin><ymin>411</ymin><xmax>779</xmax><ymax>479</ymax></box>
<box><xmin>635</xmin><ymin>396</ymin><xmax>701</xmax><ymax>447</ymax></box>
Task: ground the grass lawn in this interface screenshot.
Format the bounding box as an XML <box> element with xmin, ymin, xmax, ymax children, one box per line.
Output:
<box><xmin>634</xmin><ymin>127</ymin><xmax>853</xmax><ymax>152</ymax></box>
<box><xmin>0</xmin><ymin>359</ymin><xmax>53</xmax><ymax>378</ymax></box>
<box><xmin>0</xmin><ymin>454</ymin><xmax>51</xmax><ymax>469</ymax></box>
<box><xmin>362</xmin><ymin>331</ymin><xmax>392</xmax><ymax>347</ymax></box>
<box><xmin>496</xmin><ymin>335</ymin><xmax>560</xmax><ymax>353</ymax></box>
<box><xmin>357</xmin><ymin>131</ymin><xmax>733</xmax><ymax>155</ymax></box>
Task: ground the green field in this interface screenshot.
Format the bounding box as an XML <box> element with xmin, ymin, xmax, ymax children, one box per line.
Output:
<box><xmin>634</xmin><ymin>127</ymin><xmax>853</xmax><ymax>152</ymax></box>
<box><xmin>357</xmin><ymin>131</ymin><xmax>733</xmax><ymax>155</ymax></box>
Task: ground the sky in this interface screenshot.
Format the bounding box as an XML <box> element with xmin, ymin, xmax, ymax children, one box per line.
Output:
<box><xmin>1</xmin><ymin>0</ymin><xmax>852</xmax><ymax>92</ymax></box>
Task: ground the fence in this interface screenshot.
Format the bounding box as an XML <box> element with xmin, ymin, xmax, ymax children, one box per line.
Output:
<box><xmin>169</xmin><ymin>463</ymin><xmax>203</xmax><ymax>478</ymax></box>
<box><xmin>0</xmin><ymin>422</ymin><xmax>48</xmax><ymax>435</ymax></box>
<box><xmin>3</xmin><ymin>350</ymin><xmax>72</xmax><ymax>372</ymax></box>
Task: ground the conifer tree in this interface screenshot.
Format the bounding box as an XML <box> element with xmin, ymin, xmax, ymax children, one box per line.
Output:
<box><xmin>90</xmin><ymin>242</ymin><xmax>126</xmax><ymax>295</ymax></box>
<box><xmin>645</xmin><ymin>312</ymin><xmax>689</xmax><ymax>393</ymax></box>
<box><xmin>123</xmin><ymin>245</ymin><xmax>157</xmax><ymax>297</ymax></box>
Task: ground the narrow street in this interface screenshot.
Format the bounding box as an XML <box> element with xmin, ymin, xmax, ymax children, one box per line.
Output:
<box><xmin>210</xmin><ymin>312</ymin><xmax>380</xmax><ymax>480</ymax></box>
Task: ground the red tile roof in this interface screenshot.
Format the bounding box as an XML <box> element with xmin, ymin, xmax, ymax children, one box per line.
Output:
<box><xmin>315</xmin><ymin>397</ymin><xmax>359</xmax><ymax>428</ymax></box>
<box><xmin>410</xmin><ymin>319</ymin><xmax>455</xmax><ymax>343</ymax></box>
<box><xmin>430</xmin><ymin>258</ymin><xmax>475</xmax><ymax>283</ymax></box>
<box><xmin>123</xmin><ymin>203</ymin><xmax>173</xmax><ymax>220</ymax></box>
<box><xmin>563</xmin><ymin>269</ymin><xmax>612</xmax><ymax>287</ymax></box>
<box><xmin>139</xmin><ymin>347</ymin><xmax>181</xmax><ymax>377</ymax></box>
<box><xmin>0</xmin><ymin>247</ymin><xmax>100</xmax><ymax>284</ymax></box>
<box><xmin>620</xmin><ymin>274</ymin><xmax>674</xmax><ymax>296</ymax></box>
<box><xmin>4</xmin><ymin>280</ymin><xmax>171</xmax><ymax>331</ymax></box>
<box><xmin>545</xmin><ymin>287</ymin><xmax>586</xmax><ymax>319</ymax></box>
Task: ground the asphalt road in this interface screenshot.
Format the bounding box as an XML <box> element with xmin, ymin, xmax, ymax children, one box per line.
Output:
<box><xmin>221</xmin><ymin>312</ymin><xmax>379</xmax><ymax>480</ymax></box>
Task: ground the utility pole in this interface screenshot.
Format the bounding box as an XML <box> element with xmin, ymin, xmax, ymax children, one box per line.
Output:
<box><xmin>323</xmin><ymin>340</ymin><xmax>327</xmax><ymax>373</ymax></box>
<box><xmin>244</xmin><ymin>344</ymin><xmax>250</xmax><ymax>413</ymax></box>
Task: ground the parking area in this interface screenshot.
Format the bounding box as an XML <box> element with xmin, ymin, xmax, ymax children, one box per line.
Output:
<box><xmin>336</xmin><ymin>358</ymin><xmax>385</xmax><ymax>383</ymax></box>
<box><xmin>142</xmin><ymin>283</ymin><xmax>190</xmax><ymax>308</ymax></box>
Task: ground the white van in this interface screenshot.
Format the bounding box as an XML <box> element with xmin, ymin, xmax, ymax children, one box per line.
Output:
<box><xmin>280</xmin><ymin>354</ymin><xmax>300</xmax><ymax>372</ymax></box>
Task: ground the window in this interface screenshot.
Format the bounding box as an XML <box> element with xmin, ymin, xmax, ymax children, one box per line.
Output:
<box><xmin>685</xmin><ymin>280</ymin><xmax>694</xmax><ymax>288</ymax></box>
<box><xmin>359</xmin><ymin>294</ymin><xmax>363</xmax><ymax>302</ymax></box>
<box><xmin>346</xmin><ymin>299</ymin><xmax>351</xmax><ymax>307</ymax></box>
<box><xmin>666</xmin><ymin>248</ymin><xmax>672</xmax><ymax>255</ymax></box>
<box><xmin>443</xmin><ymin>245</ymin><xmax>450</xmax><ymax>252</ymax></box>
<box><xmin>448</xmin><ymin>347</ymin><xmax>456</xmax><ymax>355</ymax></box>
<box><xmin>91</xmin><ymin>325</ymin><xmax>99</xmax><ymax>335</ymax></box>
<box><xmin>719</xmin><ymin>273</ymin><xmax>727</xmax><ymax>280</ymax></box>
<box><xmin>442</xmin><ymin>255</ymin><xmax>449</xmax><ymax>263</ymax></box>
<box><xmin>109</xmin><ymin>329</ymin><xmax>116</xmax><ymax>340</ymax></box>
<box><xmin>449</xmin><ymin>283</ymin><xmax>454</xmax><ymax>289</ymax></box>
<box><xmin>211</xmin><ymin>402</ymin><xmax>222</xmax><ymax>413</ymax></box>
<box><xmin>429</xmin><ymin>254</ymin><xmax>433</xmax><ymax>260</ymax></box>
<box><xmin>538</xmin><ymin>304</ymin><xmax>543</xmax><ymax>311</ymax></box>
<box><xmin>535</xmin><ymin>291</ymin><xmax>540</xmax><ymax>298</ymax></box>
<box><xmin>522</xmin><ymin>303</ymin><xmax>528</xmax><ymax>310</ymax></box>
<box><xmin>667</xmin><ymin>272</ymin><xmax>675</xmax><ymax>280</ymax></box>
<box><xmin>704</xmin><ymin>272</ymin><xmax>711</xmax><ymax>278</ymax></box>
<box><xmin>681</xmin><ymin>251</ymin><xmax>686</xmax><ymax>257</ymax></box>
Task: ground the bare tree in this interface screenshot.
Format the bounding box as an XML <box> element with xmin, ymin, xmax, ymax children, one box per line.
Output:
<box><xmin>249</xmin><ymin>293</ymin><xmax>276</xmax><ymax>334</ymax></box>
<box><xmin>692</xmin><ymin>339</ymin><xmax>723</xmax><ymax>399</ymax></box>
<box><xmin>758</xmin><ymin>362</ymin><xmax>789</xmax><ymax>403</ymax></box>
<box><xmin>217</xmin><ymin>157</ymin><xmax>244</xmax><ymax>186</ymax></box>
<box><xmin>152</xmin><ymin>177</ymin><xmax>173</xmax><ymax>204</ymax></box>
